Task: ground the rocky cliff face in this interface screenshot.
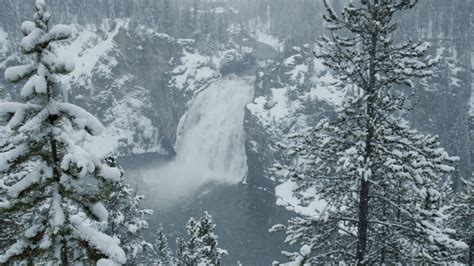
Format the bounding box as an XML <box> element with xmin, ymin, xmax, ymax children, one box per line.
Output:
<box><xmin>1</xmin><ymin>0</ymin><xmax>471</xmax><ymax>178</ymax></box>
<box><xmin>244</xmin><ymin>44</ymin><xmax>341</xmax><ymax>186</ymax></box>
<box><xmin>0</xmin><ymin>1</ymin><xmax>245</xmax><ymax>157</ymax></box>
<box><xmin>400</xmin><ymin>0</ymin><xmax>473</xmax><ymax>183</ymax></box>
<box><xmin>1</xmin><ymin>18</ymin><xmax>184</xmax><ymax>156</ymax></box>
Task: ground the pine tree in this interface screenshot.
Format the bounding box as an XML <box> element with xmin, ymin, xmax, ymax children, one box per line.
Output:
<box><xmin>287</xmin><ymin>245</ymin><xmax>311</xmax><ymax>266</ymax></box>
<box><xmin>159</xmin><ymin>0</ymin><xmax>178</xmax><ymax>36</ymax></box>
<box><xmin>0</xmin><ymin>1</ymin><xmax>125</xmax><ymax>264</ymax></box>
<box><xmin>275</xmin><ymin>0</ymin><xmax>467</xmax><ymax>264</ymax></box>
<box><xmin>180</xmin><ymin>4</ymin><xmax>195</xmax><ymax>38</ymax></box>
<box><xmin>195</xmin><ymin>211</ymin><xmax>228</xmax><ymax>265</ymax></box>
<box><xmin>176</xmin><ymin>217</ymin><xmax>200</xmax><ymax>265</ymax></box>
<box><xmin>0</xmin><ymin>154</ymin><xmax>21</xmax><ymax>253</ymax></box>
<box><xmin>155</xmin><ymin>223</ymin><xmax>173</xmax><ymax>265</ymax></box>
<box><xmin>448</xmin><ymin>178</ymin><xmax>474</xmax><ymax>264</ymax></box>
<box><xmin>104</xmin><ymin>155</ymin><xmax>154</xmax><ymax>265</ymax></box>
<box><xmin>176</xmin><ymin>236</ymin><xmax>188</xmax><ymax>264</ymax></box>
<box><xmin>192</xmin><ymin>0</ymin><xmax>200</xmax><ymax>36</ymax></box>
<box><xmin>175</xmin><ymin>212</ymin><xmax>227</xmax><ymax>265</ymax></box>
<box><xmin>0</xmin><ymin>213</ymin><xmax>19</xmax><ymax>256</ymax></box>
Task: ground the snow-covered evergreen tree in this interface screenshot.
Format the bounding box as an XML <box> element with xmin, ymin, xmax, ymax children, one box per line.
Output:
<box><xmin>176</xmin><ymin>212</ymin><xmax>227</xmax><ymax>265</ymax></box>
<box><xmin>274</xmin><ymin>0</ymin><xmax>467</xmax><ymax>264</ymax></box>
<box><xmin>195</xmin><ymin>211</ymin><xmax>228</xmax><ymax>265</ymax></box>
<box><xmin>155</xmin><ymin>223</ymin><xmax>173</xmax><ymax>265</ymax></box>
<box><xmin>448</xmin><ymin>178</ymin><xmax>474</xmax><ymax>264</ymax></box>
<box><xmin>0</xmin><ymin>216</ymin><xmax>19</xmax><ymax>255</ymax></box>
<box><xmin>0</xmin><ymin>1</ymin><xmax>125</xmax><ymax>264</ymax></box>
<box><xmin>273</xmin><ymin>244</ymin><xmax>311</xmax><ymax>266</ymax></box>
<box><xmin>103</xmin><ymin>154</ymin><xmax>154</xmax><ymax>265</ymax></box>
<box><xmin>176</xmin><ymin>217</ymin><xmax>200</xmax><ymax>265</ymax></box>
<box><xmin>176</xmin><ymin>236</ymin><xmax>188</xmax><ymax>264</ymax></box>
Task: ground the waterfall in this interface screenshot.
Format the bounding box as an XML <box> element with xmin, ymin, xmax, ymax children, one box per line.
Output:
<box><xmin>143</xmin><ymin>75</ymin><xmax>255</xmax><ymax>207</ymax></box>
<box><xmin>175</xmin><ymin>75</ymin><xmax>255</xmax><ymax>183</ymax></box>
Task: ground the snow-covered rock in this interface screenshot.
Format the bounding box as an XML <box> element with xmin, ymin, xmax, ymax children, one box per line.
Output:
<box><xmin>244</xmin><ymin>44</ymin><xmax>341</xmax><ymax>186</ymax></box>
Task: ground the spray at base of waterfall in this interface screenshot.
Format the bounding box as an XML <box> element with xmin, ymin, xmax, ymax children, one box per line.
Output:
<box><xmin>142</xmin><ymin>75</ymin><xmax>255</xmax><ymax>208</ymax></box>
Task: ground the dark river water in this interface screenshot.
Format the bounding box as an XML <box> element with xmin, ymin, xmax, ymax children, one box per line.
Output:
<box><xmin>119</xmin><ymin>153</ymin><xmax>292</xmax><ymax>265</ymax></box>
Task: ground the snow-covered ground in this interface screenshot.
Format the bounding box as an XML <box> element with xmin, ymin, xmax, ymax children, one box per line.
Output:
<box><xmin>310</xmin><ymin>69</ymin><xmax>345</xmax><ymax>106</ymax></box>
<box><xmin>54</xmin><ymin>19</ymin><xmax>163</xmax><ymax>157</ymax></box>
<box><xmin>85</xmin><ymin>86</ymin><xmax>159</xmax><ymax>157</ymax></box>
<box><xmin>275</xmin><ymin>180</ymin><xmax>326</xmax><ymax>217</ymax></box>
<box><xmin>256</xmin><ymin>30</ymin><xmax>283</xmax><ymax>52</ymax></box>
<box><xmin>170</xmin><ymin>50</ymin><xmax>219</xmax><ymax>93</ymax></box>
<box><xmin>56</xmin><ymin>19</ymin><xmax>129</xmax><ymax>89</ymax></box>
<box><xmin>247</xmin><ymin>55</ymin><xmax>343</xmax><ymax>127</ymax></box>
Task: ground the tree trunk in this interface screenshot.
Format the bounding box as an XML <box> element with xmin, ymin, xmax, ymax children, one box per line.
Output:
<box><xmin>50</xmin><ymin>118</ymin><xmax>67</xmax><ymax>265</ymax></box>
<box><xmin>356</xmin><ymin>4</ymin><xmax>378</xmax><ymax>263</ymax></box>
<box><xmin>61</xmin><ymin>237</ymin><xmax>68</xmax><ymax>265</ymax></box>
<box><xmin>47</xmin><ymin>75</ymin><xmax>65</xmax><ymax>264</ymax></box>
<box><xmin>356</xmin><ymin>57</ymin><xmax>375</xmax><ymax>265</ymax></box>
<box><xmin>469</xmin><ymin>237</ymin><xmax>473</xmax><ymax>266</ymax></box>
<box><xmin>380</xmin><ymin>246</ymin><xmax>385</xmax><ymax>265</ymax></box>
<box><xmin>356</xmin><ymin>177</ymin><xmax>370</xmax><ymax>265</ymax></box>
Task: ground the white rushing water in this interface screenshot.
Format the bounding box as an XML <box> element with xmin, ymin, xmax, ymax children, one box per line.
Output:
<box><xmin>143</xmin><ymin>75</ymin><xmax>255</xmax><ymax>207</ymax></box>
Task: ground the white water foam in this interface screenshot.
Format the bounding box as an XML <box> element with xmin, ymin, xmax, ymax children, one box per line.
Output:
<box><xmin>142</xmin><ymin>75</ymin><xmax>254</xmax><ymax>207</ymax></box>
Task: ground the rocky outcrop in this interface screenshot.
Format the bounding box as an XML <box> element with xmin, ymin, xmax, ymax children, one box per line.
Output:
<box><xmin>244</xmin><ymin>45</ymin><xmax>340</xmax><ymax>185</ymax></box>
<box><xmin>400</xmin><ymin>0</ymin><xmax>473</xmax><ymax>184</ymax></box>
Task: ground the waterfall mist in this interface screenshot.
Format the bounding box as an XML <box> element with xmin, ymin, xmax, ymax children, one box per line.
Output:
<box><xmin>141</xmin><ymin>75</ymin><xmax>255</xmax><ymax>208</ymax></box>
